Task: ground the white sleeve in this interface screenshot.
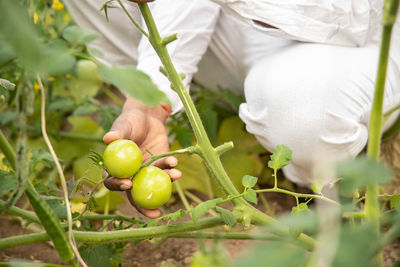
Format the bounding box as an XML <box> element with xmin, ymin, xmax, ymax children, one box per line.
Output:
<box><xmin>136</xmin><ymin>0</ymin><xmax>220</xmax><ymax>113</ymax></box>
<box><xmin>213</xmin><ymin>0</ymin><xmax>383</xmax><ymax>47</ymax></box>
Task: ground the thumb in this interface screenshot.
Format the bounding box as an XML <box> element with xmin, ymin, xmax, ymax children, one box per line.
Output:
<box><xmin>103</xmin><ymin>115</ymin><xmax>133</xmax><ymax>145</ymax></box>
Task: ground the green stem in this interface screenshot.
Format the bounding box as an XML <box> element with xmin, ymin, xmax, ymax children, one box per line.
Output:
<box><xmin>0</xmin><ymin>130</ymin><xmax>16</xmax><ymax>168</ymax></box>
<box><xmin>174</xmin><ymin>180</ymin><xmax>191</xmax><ymax>212</ymax></box>
<box><xmin>0</xmin><ymin>200</ymin><xmax>41</xmax><ymax>224</ymax></box>
<box><xmin>366</xmin><ymin>1</ymin><xmax>398</xmax><ymax>265</ymax></box>
<box><xmin>0</xmin><ymin>217</ymin><xmax>225</xmax><ymax>249</ymax></box>
<box><xmin>141</xmin><ymin>146</ymin><xmax>197</xmax><ymax>168</ymax></box>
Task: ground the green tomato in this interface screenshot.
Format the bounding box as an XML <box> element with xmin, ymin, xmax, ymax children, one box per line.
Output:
<box><xmin>103</xmin><ymin>139</ymin><xmax>143</xmax><ymax>178</ymax></box>
<box><xmin>131</xmin><ymin>166</ymin><xmax>172</xmax><ymax>209</ymax></box>
<box><xmin>76</xmin><ymin>60</ymin><xmax>99</xmax><ymax>82</ymax></box>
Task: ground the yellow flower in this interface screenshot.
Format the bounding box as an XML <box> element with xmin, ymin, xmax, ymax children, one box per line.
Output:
<box><xmin>33</xmin><ymin>12</ymin><xmax>39</xmax><ymax>24</ymax></box>
<box><xmin>34</xmin><ymin>82</ymin><xmax>40</xmax><ymax>93</ymax></box>
<box><xmin>47</xmin><ymin>76</ymin><xmax>55</xmax><ymax>81</ymax></box>
<box><xmin>65</xmin><ymin>74</ymin><xmax>71</xmax><ymax>79</ymax></box>
<box><xmin>52</xmin><ymin>0</ymin><xmax>64</xmax><ymax>12</ymax></box>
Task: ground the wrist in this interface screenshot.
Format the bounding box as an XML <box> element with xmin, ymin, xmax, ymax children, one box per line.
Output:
<box><xmin>123</xmin><ymin>98</ymin><xmax>170</xmax><ymax>122</ymax></box>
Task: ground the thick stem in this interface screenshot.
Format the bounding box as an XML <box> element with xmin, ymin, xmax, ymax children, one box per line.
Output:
<box><xmin>366</xmin><ymin>1</ymin><xmax>398</xmax><ymax>265</ymax></box>
<box><xmin>0</xmin><ymin>130</ymin><xmax>16</xmax><ymax>168</ymax></box>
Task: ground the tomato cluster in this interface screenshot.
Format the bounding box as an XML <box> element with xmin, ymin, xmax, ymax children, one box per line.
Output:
<box><xmin>103</xmin><ymin>140</ymin><xmax>172</xmax><ymax>209</ymax></box>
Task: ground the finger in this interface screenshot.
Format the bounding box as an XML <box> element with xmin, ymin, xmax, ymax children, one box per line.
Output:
<box><xmin>125</xmin><ymin>191</ymin><xmax>161</xmax><ymax>218</ymax></box>
<box><xmin>164</xmin><ymin>169</ymin><xmax>182</xmax><ymax>181</ymax></box>
<box><xmin>103</xmin><ymin>115</ymin><xmax>132</xmax><ymax>144</ymax></box>
<box><xmin>152</xmin><ymin>156</ymin><xmax>178</xmax><ymax>169</ymax></box>
<box><xmin>104</xmin><ymin>177</ymin><xmax>133</xmax><ymax>191</ymax></box>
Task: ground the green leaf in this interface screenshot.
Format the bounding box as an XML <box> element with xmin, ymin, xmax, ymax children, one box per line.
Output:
<box><xmin>99</xmin><ymin>105</ymin><xmax>121</xmax><ymax>131</ymax></box>
<box><xmin>192</xmin><ymin>198</ymin><xmax>223</xmax><ymax>222</ymax></box>
<box><xmin>268</xmin><ymin>144</ymin><xmax>292</xmax><ymax>171</ymax></box>
<box><xmin>390</xmin><ymin>195</ymin><xmax>400</xmax><ymax>211</ymax></box>
<box><xmin>215</xmin><ymin>206</ymin><xmax>237</xmax><ymax>226</ymax></box>
<box><xmin>31</xmin><ymin>148</ymin><xmax>54</xmax><ymax>168</ymax></box>
<box><xmin>44</xmin><ymin>39</ymin><xmax>76</xmax><ymax>76</ymax></box>
<box><xmin>73</xmin><ymin>102</ymin><xmax>99</xmax><ymax>116</ymax></box>
<box><xmin>62</xmin><ymin>25</ymin><xmax>99</xmax><ymax>45</ymax></box>
<box><xmin>46</xmin><ymin>199</ymin><xmax>67</xmax><ymax>218</ymax></box>
<box><xmin>243</xmin><ymin>188</ymin><xmax>257</xmax><ymax>205</ymax></box>
<box><xmin>0</xmin><ymin>78</ymin><xmax>15</xmax><ymax>91</ymax></box>
<box><xmin>310</xmin><ymin>180</ymin><xmax>323</xmax><ymax>195</ymax></box>
<box><xmin>336</xmin><ymin>157</ymin><xmax>392</xmax><ymax>195</ymax></box>
<box><xmin>0</xmin><ymin>170</ymin><xmax>17</xmax><ymax>198</ymax></box>
<box><xmin>198</xmin><ymin>99</ymin><xmax>218</xmax><ymax>142</ymax></box>
<box><xmin>48</xmin><ymin>96</ymin><xmax>75</xmax><ymax>112</ymax></box>
<box><xmin>291</xmin><ymin>203</ymin><xmax>310</xmax><ymax>215</ymax></box>
<box><xmin>80</xmin><ymin>244</ymin><xmax>114</xmax><ymax>267</ymax></box>
<box><xmin>242</xmin><ymin>175</ymin><xmax>258</xmax><ymax>189</ymax></box>
<box><xmin>98</xmin><ymin>64</ymin><xmax>169</xmax><ymax>107</ymax></box>
<box><xmin>0</xmin><ymin>111</ymin><xmax>18</xmax><ymax>125</ymax></box>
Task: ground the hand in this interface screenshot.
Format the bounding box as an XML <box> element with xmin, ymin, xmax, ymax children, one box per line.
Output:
<box><xmin>103</xmin><ymin>98</ymin><xmax>181</xmax><ymax>218</ymax></box>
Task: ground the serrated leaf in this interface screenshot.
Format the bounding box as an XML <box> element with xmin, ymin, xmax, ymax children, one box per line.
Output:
<box><xmin>268</xmin><ymin>144</ymin><xmax>292</xmax><ymax>171</ymax></box>
<box><xmin>31</xmin><ymin>148</ymin><xmax>54</xmax><ymax>168</ymax></box>
<box><xmin>98</xmin><ymin>64</ymin><xmax>169</xmax><ymax>107</ymax></box>
<box><xmin>390</xmin><ymin>195</ymin><xmax>400</xmax><ymax>211</ymax></box>
<box><xmin>167</xmin><ymin>209</ymin><xmax>187</xmax><ymax>221</ymax></box>
<box><xmin>0</xmin><ymin>170</ymin><xmax>17</xmax><ymax>198</ymax></box>
<box><xmin>243</xmin><ymin>188</ymin><xmax>257</xmax><ymax>205</ymax></box>
<box><xmin>215</xmin><ymin>206</ymin><xmax>237</xmax><ymax>226</ymax></box>
<box><xmin>192</xmin><ymin>198</ymin><xmax>223</xmax><ymax>222</ymax></box>
<box><xmin>310</xmin><ymin>180</ymin><xmax>323</xmax><ymax>195</ymax></box>
<box><xmin>242</xmin><ymin>175</ymin><xmax>258</xmax><ymax>189</ymax></box>
<box><xmin>0</xmin><ymin>78</ymin><xmax>15</xmax><ymax>91</ymax></box>
<box><xmin>336</xmin><ymin>157</ymin><xmax>392</xmax><ymax>195</ymax></box>
<box><xmin>62</xmin><ymin>25</ymin><xmax>99</xmax><ymax>45</ymax></box>
<box><xmin>80</xmin><ymin>244</ymin><xmax>114</xmax><ymax>267</ymax></box>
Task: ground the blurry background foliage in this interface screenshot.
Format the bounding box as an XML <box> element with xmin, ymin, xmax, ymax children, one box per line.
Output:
<box><xmin>0</xmin><ymin>0</ymin><xmax>276</xmax><ymax>214</ymax></box>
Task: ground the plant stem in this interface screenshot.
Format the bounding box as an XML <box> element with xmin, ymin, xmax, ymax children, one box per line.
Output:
<box><xmin>37</xmin><ymin>75</ymin><xmax>87</xmax><ymax>267</ymax></box>
<box><xmin>0</xmin><ymin>200</ymin><xmax>41</xmax><ymax>224</ymax></box>
<box><xmin>0</xmin><ymin>130</ymin><xmax>16</xmax><ymax>168</ymax></box>
<box><xmin>184</xmin><ymin>191</ymin><xmax>218</xmax><ymax>217</ymax></box>
<box><xmin>101</xmin><ymin>86</ymin><xmax>124</xmax><ymax>108</ymax></box>
<box><xmin>141</xmin><ymin>146</ymin><xmax>197</xmax><ymax>168</ymax></box>
<box><xmin>174</xmin><ymin>180</ymin><xmax>191</xmax><ymax>212</ymax></box>
<box><xmin>366</xmin><ymin>1</ymin><xmax>398</xmax><ymax>265</ymax></box>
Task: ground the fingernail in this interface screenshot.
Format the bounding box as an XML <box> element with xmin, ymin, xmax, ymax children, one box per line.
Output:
<box><xmin>167</xmin><ymin>157</ymin><xmax>178</xmax><ymax>167</ymax></box>
<box><xmin>120</xmin><ymin>184</ymin><xmax>130</xmax><ymax>190</ymax></box>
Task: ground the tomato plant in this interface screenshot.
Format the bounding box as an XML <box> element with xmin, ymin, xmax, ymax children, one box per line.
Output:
<box><xmin>103</xmin><ymin>139</ymin><xmax>143</xmax><ymax>178</ymax></box>
<box><xmin>131</xmin><ymin>166</ymin><xmax>172</xmax><ymax>209</ymax></box>
<box><xmin>0</xmin><ymin>1</ymin><xmax>400</xmax><ymax>267</ymax></box>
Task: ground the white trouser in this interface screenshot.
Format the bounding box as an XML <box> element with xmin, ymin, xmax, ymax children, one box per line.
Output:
<box><xmin>64</xmin><ymin>0</ymin><xmax>400</xmax><ymax>185</ymax></box>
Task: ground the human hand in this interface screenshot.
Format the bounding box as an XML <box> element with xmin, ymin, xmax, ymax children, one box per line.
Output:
<box><xmin>103</xmin><ymin>98</ymin><xmax>181</xmax><ymax>218</ymax></box>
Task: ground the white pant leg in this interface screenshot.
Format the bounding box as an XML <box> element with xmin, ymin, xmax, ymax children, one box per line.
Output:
<box><xmin>239</xmin><ymin>43</ymin><xmax>400</xmax><ymax>185</ymax></box>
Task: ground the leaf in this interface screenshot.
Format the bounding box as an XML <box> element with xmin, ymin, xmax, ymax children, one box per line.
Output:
<box><xmin>44</xmin><ymin>39</ymin><xmax>76</xmax><ymax>76</ymax></box>
<box><xmin>268</xmin><ymin>144</ymin><xmax>292</xmax><ymax>171</ymax></box>
<box><xmin>243</xmin><ymin>188</ymin><xmax>258</xmax><ymax>205</ymax></box>
<box><xmin>73</xmin><ymin>102</ymin><xmax>99</xmax><ymax>116</ymax></box>
<box><xmin>242</xmin><ymin>175</ymin><xmax>258</xmax><ymax>189</ymax></box>
<box><xmin>192</xmin><ymin>198</ymin><xmax>223</xmax><ymax>222</ymax></box>
<box><xmin>215</xmin><ymin>206</ymin><xmax>237</xmax><ymax>226</ymax></box>
<box><xmin>198</xmin><ymin>99</ymin><xmax>218</xmax><ymax>142</ymax></box>
<box><xmin>390</xmin><ymin>195</ymin><xmax>400</xmax><ymax>211</ymax></box>
<box><xmin>80</xmin><ymin>244</ymin><xmax>114</xmax><ymax>267</ymax></box>
<box><xmin>336</xmin><ymin>157</ymin><xmax>392</xmax><ymax>195</ymax></box>
<box><xmin>31</xmin><ymin>148</ymin><xmax>54</xmax><ymax>168</ymax></box>
<box><xmin>310</xmin><ymin>180</ymin><xmax>323</xmax><ymax>195</ymax></box>
<box><xmin>99</xmin><ymin>105</ymin><xmax>121</xmax><ymax>131</ymax></box>
<box><xmin>0</xmin><ymin>111</ymin><xmax>18</xmax><ymax>125</ymax></box>
<box><xmin>62</xmin><ymin>25</ymin><xmax>99</xmax><ymax>45</ymax></box>
<box><xmin>291</xmin><ymin>203</ymin><xmax>310</xmax><ymax>215</ymax></box>
<box><xmin>46</xmin><ymin>199</ymin><xmax>67</xmax><ymax>218</ymax></box>
<box><xmin>0</xmin><ymin>170</ymin><xmax>17</xmax><ymax>198</ymax></box>
<box><xmin>0</xmin><ymin>78</ymin><xmax>15</xmax><ymax>91</ymax></box>
<box><xmin>98</xmin><ymin>64</ymin><xmax>169</xmax><ymax>107</ymax></box>
<box><xmin>48</xmin><ymin>96</ymin><xmax>75</xmax><ymax>112</ymax></box>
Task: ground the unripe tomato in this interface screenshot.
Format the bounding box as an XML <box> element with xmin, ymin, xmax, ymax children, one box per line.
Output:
<box><xmin>131</xmin><ymin>166</ymin><xmax>172</xmax><ymax>209</ymax></box>
<box><xmin>76</xmin><ymin>60</ymin><xmax>99</xmax><ymax>82</ymax></box>
<box><xmin>103</xmin><ymin>139</ymin><xmax>143</xmax><ymax>178</ymax></box>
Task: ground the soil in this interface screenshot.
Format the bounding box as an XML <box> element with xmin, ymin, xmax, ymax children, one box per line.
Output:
<box><xmin>1</xmin><ymin>189</ymin><xmax>399</xmax><ymax>267</ymax></box>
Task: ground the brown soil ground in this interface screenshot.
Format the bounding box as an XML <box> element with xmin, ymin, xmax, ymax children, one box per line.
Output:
<box><xmin>1</xmin><ymin>189</ymin><xmax>399</xmax><ymax>267</ymax></box>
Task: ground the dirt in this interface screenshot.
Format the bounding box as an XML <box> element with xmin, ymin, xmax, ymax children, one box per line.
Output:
<box><xmin>1</xmin><ymin>190</ymin><xmax>399</xmax><ymax>267</ymax></box>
